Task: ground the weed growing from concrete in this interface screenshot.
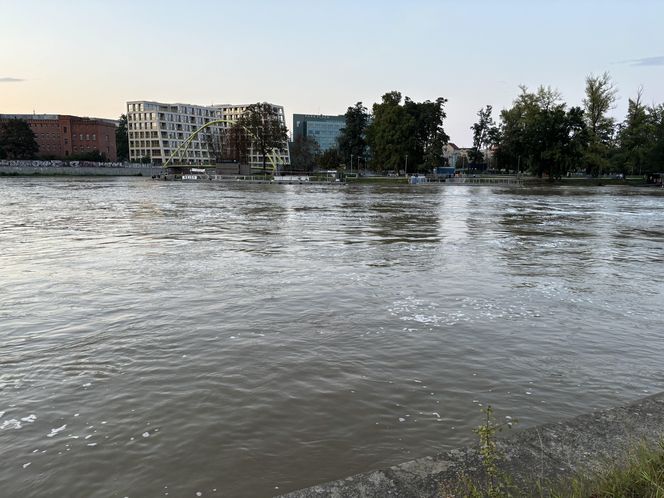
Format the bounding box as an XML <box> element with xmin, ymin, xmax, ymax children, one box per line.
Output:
<box><xmin>457</xmin><ymin>405</ymin><xmax>517</xmax><ymax>498</ymax></box>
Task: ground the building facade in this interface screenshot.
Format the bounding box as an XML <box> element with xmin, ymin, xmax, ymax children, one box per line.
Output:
<box><xmin>0</xmin><ymin>114</ymin><xmax>118</xmax><ymax>161</ymax></box>
<box><xmin>292</xmin><ymin>114</ymin><xmax>345</xmax><ymax>152</ymax></box>
<box><xmin>126</xmin><ymin>101</ymin><xmax>290</xmax><ymax>168</ymax></box>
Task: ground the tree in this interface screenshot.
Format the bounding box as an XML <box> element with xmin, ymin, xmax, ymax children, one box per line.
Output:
<box><xmin>583</xmin><ymin>72</ymin><xmax>617</xmax><ymax>175</ymax></box>
<box><xmin>497</xmin><ymin>85</ymin><xmax>588</xmax><ymax>179</ymax></box>
<box><xmin>236</xmin><ymin>103</ymin><xmax>288</xmax><ymax>173</ymax></box>
<box><xmin>366</xmin><ymin>91</ymin><xmax>448</xmax><ymax>173</ymax></box>
<box><xmin>367</xmin><ymin>92</ymin><xmax>415</xmax><ymax>172</ymax></box>
<box><xmin>337</xmin><ymin>102</ymin><xmax>369</xmax><ymax>165</ymax></box>
<box><xmin>317</xmin><ymin>148</ymin><xmax>343</xmax><ymax>170</ymax></box>
<box><xmin>645</xmin><ymin>104</ymin><xmax>664</xmax><ymax>172</ymax></box>
<box><xmin>115</xmin><ymin>114</ymin><xmax>129</xmax><ymax>162</ymax></box>
<box><xmin>617</xmin><ymin>89</ymin><xmax>651</xmax><ymax>176</ymax></box>
<box><xmin>203</xmin><ymin>129</ymin><xmax>224</xmax><ymax>163</ymax></box>
<box><xmin>470</xmin><ymin>105</ymin><xmax>499</xmax><ymax>166</ymax></box>
<box><xmin>290</xmin><ymin>135</ymin><xmax>320</xmax><ymax>172</ymax></box>
<box><xmin>404</xmin><ymin>96</ymin><xmax>449</xmax><ymax>171</ymax></box>
<box><xmin>0</xmin><ymin>119</ymin><xmax>39</xmax><ymax>159</ymax></box>
<box><xmin>227</xmin><ymin>124</ymin><xmax>250</xmax><ymax>164</ymax></box>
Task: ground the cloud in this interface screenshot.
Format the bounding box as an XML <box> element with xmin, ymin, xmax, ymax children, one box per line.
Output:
<box><xmin>0</xmin><ymin>77</ymin><xmax>24</xmax><ymax>82</ymax></box>
<box><xmin>627</xmin><ymin>56</ymin><xmax>664</xmax><ymax>66</ymax></box>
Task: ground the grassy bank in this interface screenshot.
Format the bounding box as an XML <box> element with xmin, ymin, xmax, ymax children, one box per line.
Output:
<box><xmin>459</xmin><ymin>406</ymin><xmax>664</xmax><ymax>498</ymax></box>
<box><xmin>551</xmin><ymin>441</ymin><xmax>664</xmax><ymax>498</ymax></box>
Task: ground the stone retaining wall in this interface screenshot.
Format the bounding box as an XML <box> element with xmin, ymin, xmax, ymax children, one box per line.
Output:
<box><xmin>0</xmin><ymin>160</ymin><xmax>162</xmax><ymax>177</ymax></box>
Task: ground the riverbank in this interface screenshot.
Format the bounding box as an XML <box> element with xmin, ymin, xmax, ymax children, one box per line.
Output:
<box><xmin>0</xmin><ymin>162</ymin><xmax>654</xmax><ymax>188</ymax></box>
<box><xmin>281</xmin><ymin>392</ymin><xmax>664</xmax><ymax>497</ymax></box>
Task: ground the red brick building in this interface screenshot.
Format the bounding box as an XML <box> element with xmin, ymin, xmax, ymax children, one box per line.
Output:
<box><xmin>0</xmin><ymin>114</ymin><xmax>118</xmax><ymax>161</ymax></box>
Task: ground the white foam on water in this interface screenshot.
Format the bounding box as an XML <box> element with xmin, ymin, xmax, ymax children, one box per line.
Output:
<box><xmin>47</xmin><ymin>424</ymin><xmax>67</xmax><ymax>438</ymax></box>
<box><xmin>82</xmin><ymin>383</ymin><xmax>92</xmax><ymax>387</ymax></box>
<box><xmin>85</xmin><ymin>435</ymin><xmax>92</xmax><ymax>440</ymax></box>
<box><xmin>74</xmin><ymin>413</ymin><xmax>80</xmax><ymax>417</ymax></box>
<box><xmin>87</xmin><ymin>443</ymin><xmax>97</xmax><ymax>447</ymax></box>
<box><xmin>398</xmin><ymin>418</ymin><xmax>406</xmax><ymax>422</ymax></box>
<box><xmin>1</xmin><ymin>419</ymin><xmax>22</xmax><ymax>430</ymax></box>
<box><xmin>0</xmin><ymin>411</ymin><xmax>5</xmax><ymax>418</ymax></box>
<box><xmin>22</xmin><ymin>462</ymin><xmax>31</xmax><ymax>469</ymax></box>
<box><xmin>142</xmin><ymin>432</ymin><xmax>150</xmax><ymax>438</ymax></box>
<box><xmin>432</xmin><ymin>412</ymin><xmax>441</xmax><ymax>418</ymax></box>
<box><xmin>21</xmin><ymin>414</ymin><xmax>36</xmax><ymax>423</ymax></box>
<box><xmin>196</xmin><ymin>492</ymin><xmax>202</xmax><ymax>497</ymax></box>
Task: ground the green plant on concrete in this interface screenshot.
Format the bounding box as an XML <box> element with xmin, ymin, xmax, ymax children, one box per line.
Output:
<box><xmin>477</xmin><ymin>405</ymin><xmax>516</xmax><ymax>497</ymax></box>
<box><xmin>551</xmin><ymin>439</ymin><xmax>664</xmax><ymax>498</ymax></box>
<box><xmin>459</xmin><ymin>405</ymin><xmax>517</xmax><ymax>498</ymax></box>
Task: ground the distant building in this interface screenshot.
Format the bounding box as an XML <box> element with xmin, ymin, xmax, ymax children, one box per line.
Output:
<box><xmin>292</xmin><ymin>114</ymin><xmax>345</xmax><ymax>152</ymax></box>
<box><xmin>442</xmin><ymin>142</ymin><xmax>465</xmax><ymax>168</ymax></box>
<box><xmin>126</xmin><ymin>101</ymin><xmax>290</xmax><ymax>168</ymax></box>
<box><xmin>0</xmin><ymin>114</ymin><xmax>118</xmax><ymax>161</ymax></box>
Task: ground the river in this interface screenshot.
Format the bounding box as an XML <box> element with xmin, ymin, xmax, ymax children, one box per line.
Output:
<box><xmin>1</xmin><ymin>178</ymin><xmax>663</xmax><ymax>497</ymax></box>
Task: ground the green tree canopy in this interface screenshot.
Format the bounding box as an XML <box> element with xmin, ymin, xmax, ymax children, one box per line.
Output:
<box><xmin>236</xmin><ymin>103</ymin><xmax>288</xmax><ymax>172</ymax></box>
<box><xmin>116</xmin><ymin>114</ymin><xmax>129</xmax><ymax>162</ymax></box>
<box><xmin>470</xmin><ymin>105</ymin><xmax>500</xmax><ymax>165</ymax></box>
<box><xmin>616</xmin><ymin>89</ymin><xmax>654</xmax><ymax>176</ymax></box>
<box><xmin>582</xmin><ymin>72</ymin><xmax>617</xmax><ymax>175</ymax></box>
<box><xmin>338</xmin><ymin>102</ymin><xmax>369</xmax><ymax>164</ymax></box>
<box><xmin>317</xmin><ymin>148</ymin><xmax>343</xmax><ymax>171</ymax></box>
<box><xmin>497</xmin><ymin>85</ymin><xmax>589</xmax><ymax>179</ymax></box>
<box><xmin>367</xmin><ymin>91</ymin><xmax>448</xmax><ymax>173</ymax></box>
<box><xmin>0</xmin><ymin>119</ymin><xmax>39</xmax><ymax>159</ymax></box>
<box><xmin>290</xmin><ymin>135</ymin><xmax>320</xmax><ymax>172</ymax></box>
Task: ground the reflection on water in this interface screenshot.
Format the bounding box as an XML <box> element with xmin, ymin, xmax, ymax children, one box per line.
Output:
<box><xmin>0</xmin><ymin>178</ymin><xmax>663</xmax><ymax>497</ymax></box>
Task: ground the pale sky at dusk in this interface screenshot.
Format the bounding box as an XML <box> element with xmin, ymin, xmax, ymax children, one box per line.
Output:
<box><xmin>1</xmin><ymin>0</ymin><xmax>663</xmax><ymax>146</ymax></box>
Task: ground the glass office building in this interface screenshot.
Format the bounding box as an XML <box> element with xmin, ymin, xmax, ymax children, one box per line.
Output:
<box><xmin>292</xmin><ymin>114</ymin><xmax>345</xmax><ymax>151</ymax></box>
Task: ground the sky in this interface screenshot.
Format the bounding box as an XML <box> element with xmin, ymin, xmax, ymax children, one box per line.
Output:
<box><xmin>1</xmin><ymin>0</ymin><xmax>663</xmax><ymax>146</ymax></box>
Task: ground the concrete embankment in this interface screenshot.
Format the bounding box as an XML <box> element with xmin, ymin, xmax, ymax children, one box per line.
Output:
<box><xmin>0</xmin><ymin>160</ymin><xmax>162</xmax><ymax>177</ymax></box>
<box><xmin>281</xmin><ymin>392</ymin><xmax>664</xmax><ymax>497</ymax></box>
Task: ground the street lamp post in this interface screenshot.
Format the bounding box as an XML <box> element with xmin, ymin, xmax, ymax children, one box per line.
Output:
<box><xmin>350</xmin><ymin>154</ymin><xmax>353</xmax><ymax>175</ymax></box>
<box><xmin>405</xmin><ymin>154</ymin><xmax>409</xmax><ymax>176</ymax></box>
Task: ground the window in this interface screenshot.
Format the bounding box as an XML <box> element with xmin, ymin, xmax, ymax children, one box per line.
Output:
<box><xmin>86</xmin><ymin>134</ymin><xmax>90</xmax><ymax>141</ymax></box>
<box><xmin>92</xmin><ymin>134</ymin><xmax>96</xmax><ymax>141</ymax></box>
<box><xmin>80</xmin><ymin>134</ymin><xmax>83</xmax><ymax>141</ymax></box>
<box><xmin>64</xmin><ymin>126</ymin><xmax>67</xmax><ymax>133</ymax></box>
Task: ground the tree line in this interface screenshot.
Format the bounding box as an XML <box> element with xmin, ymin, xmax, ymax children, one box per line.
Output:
<box><xmin>292</xmin><ymin>92</ymin><xmax>450</xmax><ymax>174</ymax></box>
<box><xmin>473</xmin><ymin>74</ymin><xmax>664</xmax><ymax>177</ymax></box>
<box><xmin>292</xmin><ymin>75</ymin><xmax>663</xmax><ymax>178</ymax></box>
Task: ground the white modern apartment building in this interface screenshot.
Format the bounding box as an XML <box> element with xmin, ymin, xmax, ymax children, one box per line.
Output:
<box><xmin>126</xmin><ymin>101</ymin><xmax>290</xmax><ymax>168</ymax></box>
